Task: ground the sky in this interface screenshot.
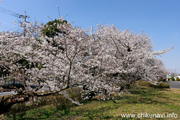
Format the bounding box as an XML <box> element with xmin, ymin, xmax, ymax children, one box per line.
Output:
<box><xmin>0</xmin><ymin>0</ymin><xmax>180</xmax><ymax>73</ymax></box>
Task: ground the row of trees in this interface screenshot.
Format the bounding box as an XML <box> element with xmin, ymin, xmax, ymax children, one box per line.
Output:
<box><xmin>0</xmin><ymin>18</ymin><xmax>171</xmax><ymax>114</ymax></box>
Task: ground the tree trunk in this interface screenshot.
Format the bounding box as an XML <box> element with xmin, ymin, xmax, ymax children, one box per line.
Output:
<box><xmin>0</xmin><ymin>95</ymin><xmax>29</xmax><ymax>115</ymax></box>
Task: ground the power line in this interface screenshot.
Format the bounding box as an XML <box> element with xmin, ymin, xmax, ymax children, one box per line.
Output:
<box><xmin>0</xmin><ymin>7</ymin><xmax>28</xmax><ymax>19</ymax></box>
<box><xmin>0</xmin><ymin>7</ymin><xmax>30</xmax><ymax>36</ymax></box>
<box><xmin>0</xmin><ymin>22</ymin><xmax>18</xmax><ymax>31</ymax></box>
<box><xmin>0</xmin><ymin>26</ymin><xmax>21</xmax><ymax>32</ymax></box>
<box><xmin>56</xmin><ymin>5</ymin><xmax>60</xmax><ymax>18</ymax></box>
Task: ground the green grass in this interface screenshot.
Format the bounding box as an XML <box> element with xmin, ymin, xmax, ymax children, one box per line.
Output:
<box><xmin>3</xmin><ymin>86</ymin><xmax>180</xmax><ymax>120</ymax></box>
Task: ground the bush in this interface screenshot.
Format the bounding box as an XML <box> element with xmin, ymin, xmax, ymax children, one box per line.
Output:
<box><xmin>38</xmin><ymin>96</ymin><xmax>50</xmax><ymax>106</ymax></box>
<box><xmin>37</xmin><ymin>87</ymin><xmax>83</xmax><ymax>111</ymax></box>
<box><xmin>66</xmin><ymin>87</ymin><xmax>83</xmax><ymax>102</ymax></box>
<box><xmin>50</xmin><ymin>95</ymin><xmax>71</xmax><ymax>111</ymax></box>
<box><xmin>171</xmin><ymin>77</ymin><xmax>175</xmax><ymax>81</ymax></box>
<box><xmin>137</xmin><ymin>80</ymin><xmax>170</xmax><ymax>88</ymax></box>
<box><xmin>150</xmin><ymin>82</ymin><xmax>170</xmax><ymax>88</ymax></box>
<box><xmin>176</xmin><ymin>77</ymin><xmax>180</xmax><ymax>81</ymax></box>
<box><xmin>136</xmin><ymin>80</ymin><xmax>151</xmax><ymax>87</ymax></box>
<box><xmin>158</xmin><ymin>78</ymin><xmax>166</xmax><ymax>82</ymax></box>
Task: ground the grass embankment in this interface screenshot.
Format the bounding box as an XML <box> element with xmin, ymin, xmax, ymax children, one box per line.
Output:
<box><xmin>2</xmin><ymin>85</ymin><xmax>180</xmax><ymax>120</ymax></box>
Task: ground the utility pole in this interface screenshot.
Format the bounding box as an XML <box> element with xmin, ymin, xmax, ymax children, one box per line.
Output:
<box><xmin>22</xmin><ymin>11</ymin><xmax>29</xmax><ymax>37</ymax></box>
<box><xmin>0</xmin><ymin>7</ymin><xmax>30</xmax><ymax>36</ymax></box>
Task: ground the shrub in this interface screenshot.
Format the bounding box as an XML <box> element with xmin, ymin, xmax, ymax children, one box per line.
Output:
<box><xmin>176</xmin><ymin>77</ymin><xmax>180</xmax><ymax>81</ymax></box>
<box><xmin>66</xmin><ymin>87</ymin><xmax>83</xmax><ymax>102</ymax></box>
<box><xmin>38</xmin><ymin>96</ymin><xmax>49</xmax><ymax>106</ymax></box>
<box><xmin>158</xmin><ymin>78</ymin><xmax>166</xmax><ymax>82</ymax></box>
<box><xmin>50</xmin><ymin>95</ymin><xmax>71</xmax><ymax>111</ymax></box>
<box><xmin>171</xmin><ymin>77</ymin><xmax>175</xmax><ymax>81</ymax></box>
<box><xmin>137</xmin><ymin>80</ymin><xmax>170</xmax><ymax>88</ymax></box>
<box><xmin>38</xmin><ymin>88</ymin><xmax>83</xmax><ymax>111</ymax></box>
<box><xmin>150</xmin><ymin>82</ymin><xmax>170</xmax><ymax>88</ymax></box>
<box><xmin>136</xmin><ymin>80</ymin><xmax>151</xmax><ymax>87</ymax></box>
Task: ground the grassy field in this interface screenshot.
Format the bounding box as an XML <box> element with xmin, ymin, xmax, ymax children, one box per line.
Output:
<box><xmin>2</xmin><ymin>85</ymin><xmax>180</xmax><ymax>120</ymax></box>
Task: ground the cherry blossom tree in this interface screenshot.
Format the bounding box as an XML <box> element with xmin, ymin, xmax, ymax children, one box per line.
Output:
<box><xmin>0</xmin><ymin>18</ymin><xmax>95</xmax><ymax>114</ymax></box>
<box><xmin>80</xmin><ymin>25</ymin><xmax>171</xmax><ymax>100</ymax></box>
<box><xmin>0</xmin><ymin>18</ymin><xmax>172</xmax><ymax>114</ymax></box>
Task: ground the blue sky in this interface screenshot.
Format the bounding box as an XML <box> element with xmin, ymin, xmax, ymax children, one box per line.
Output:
<box><xmin>0</xmin><ymin>0</ymin><xmax>180</xmax><ymax>73</ymax></box>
